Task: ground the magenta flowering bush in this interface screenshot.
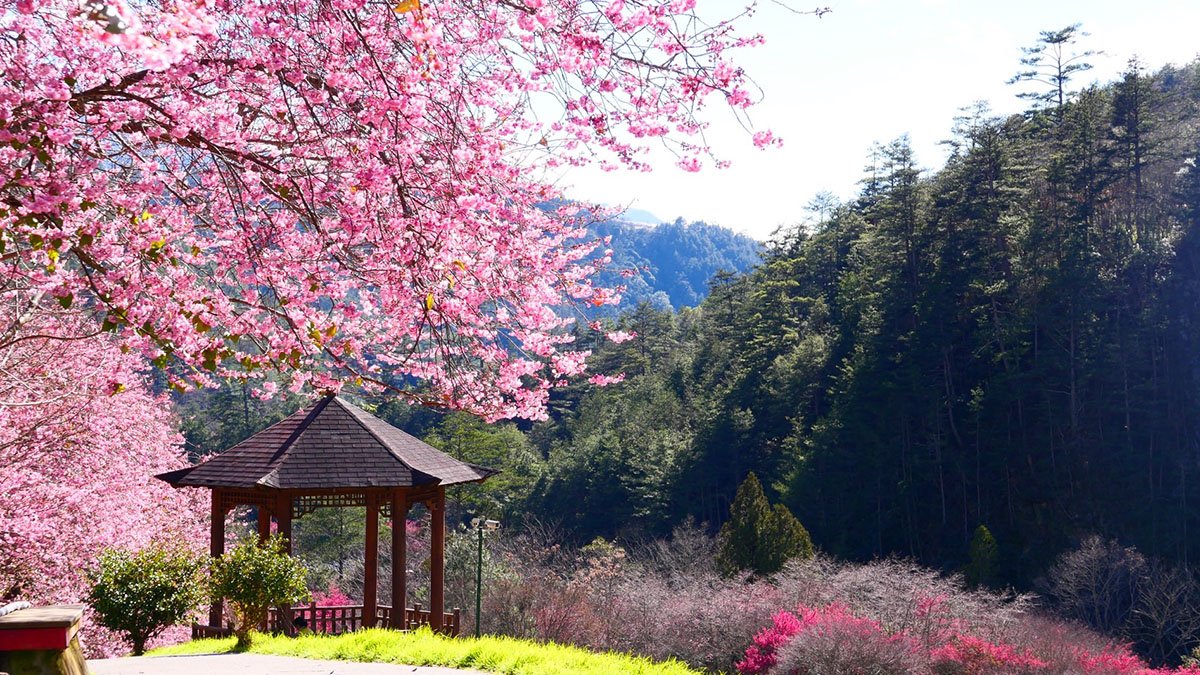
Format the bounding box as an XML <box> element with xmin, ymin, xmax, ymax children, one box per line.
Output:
<box><xmin>740</xmin><ymin>604</ymin><xmax>921</xmax><ymax>675</ymax></box>
<box><xmin>773</xmin><ymin>605</ymin><xmax>923</xmax><ymax>675</ymax></box>
<box><xmin>736</xmin><ymin>600</ymin><xmax>1200</xmax><ymax>675</ymax></box>
<box><xmin>311</xmin><ymin>584</ymin><xmax>354</xmax><ymax>607</ymax></box>
<box><xmin>738</xmin><ymin>611</ymin><xmax>805</xmax><ymax>675</ymax></box>
<box><xmin>929</xmin><ymin>635</ymin><xmax>1047</xmax><ymax>674</ymax></box>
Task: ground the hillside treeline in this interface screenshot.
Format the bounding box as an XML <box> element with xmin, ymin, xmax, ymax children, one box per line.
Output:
<box><xmin>518</xmin><ymin>54</ymin><xmax>1200</xmax><ymax>584</ymax></box>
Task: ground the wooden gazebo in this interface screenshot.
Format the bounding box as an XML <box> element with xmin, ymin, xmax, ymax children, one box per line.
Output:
<box><xmin>156</xmin><ymin>395</ymin><xmax>495</xmax><ymax>636</ymax></box>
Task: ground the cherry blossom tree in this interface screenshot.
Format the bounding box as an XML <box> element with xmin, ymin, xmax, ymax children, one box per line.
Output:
<box><xmin>0</xmin><ymin>310</ymin><xmax>206</xmax><ymax>655</ymax></box>
<box><xmin>1</xmin><ymin>0</ymin><xmax>773</xmax><ymax>420</ymax></box>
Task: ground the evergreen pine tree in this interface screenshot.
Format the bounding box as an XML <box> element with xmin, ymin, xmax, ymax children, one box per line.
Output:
<box><xmin>761</xmin><ymin>503</ymin><xmax>815</xmax><ymax>574</ymax></box>
<box><xmin>1009</xmin><ymin>24</ymin><xmax>1097</xmax><ymax>121</ymax></box>
<box><xmin>717</xmin><ymin>473</ymin><xmax>814</xmax><ymax>576</ymax></box>
<box><xmin>717</xmin><ymin>472</ymin><xmax>772</xmax><ymax>576</ymax></box>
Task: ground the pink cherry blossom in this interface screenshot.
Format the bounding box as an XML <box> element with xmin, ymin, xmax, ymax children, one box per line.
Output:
<box><xmin>752</xmin><ymin>130</ymin><xmax>781</xmax><ymax>149</ymax></box>
<box><xmin>0</xmin><ymin>311</ymin><xmax>206</xmax><ymax>656</ymax></box>
<box><xmin>0</xmin><ymin>0</ymin><xmax>770</xmax><ymax>421</ymax></box>
<box><xmin>588</xmin><ymin>373</ymin><xmax>625</xmax><ymax>387</ymax></box>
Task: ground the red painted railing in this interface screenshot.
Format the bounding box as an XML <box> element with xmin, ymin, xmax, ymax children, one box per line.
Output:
<box><xmin>192</xmin><ymin>604</ymin><xmax>460</xmax><ymax>639</ymax></box>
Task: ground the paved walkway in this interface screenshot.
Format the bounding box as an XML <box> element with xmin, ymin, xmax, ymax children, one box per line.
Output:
<box><xmin>88</xmin><ymin>653</ymin><xmax>490</xmax><ymax>675</ymax></box>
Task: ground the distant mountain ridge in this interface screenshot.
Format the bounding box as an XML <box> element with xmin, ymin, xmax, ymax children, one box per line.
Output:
<box><xmin>588</xmin><ymin>215</ymin><xmax>762</xmax><ymax>313</ymax></box>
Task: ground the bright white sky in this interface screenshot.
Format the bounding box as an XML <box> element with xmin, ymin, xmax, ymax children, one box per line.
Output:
<box><xmin>562</xmin><ymin>0</ymin><xmax>1200</xmax><ymax>241</ymax></box>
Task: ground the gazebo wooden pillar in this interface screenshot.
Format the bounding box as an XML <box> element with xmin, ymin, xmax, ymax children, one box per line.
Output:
<box><xmin>158</xmin><ymin>395</ymin><xmax>495</xmax><ymax>637</ymax></box>
<box><xmin>208</xmin><ymin>490</ymin><xmax>225</xmax><ymax>627</ymax></box>
<box><xmin>390</xmin><ymin>491</ymin><xmax>406</xmax><ymax>628</ymax></box>
<box><xmin>276</xmin><ymin>492</ymin><xmax>292</xmax><ymax>554</ymax></box>
<box><xmin>363</xmin><ymin>493</ymin><xmax>379</xmax><ymax>626</ymax></box>
<box><xmin>429</xmin><ymin>489</ymin><xmax>445</xmax><ymax>632</ymax></box>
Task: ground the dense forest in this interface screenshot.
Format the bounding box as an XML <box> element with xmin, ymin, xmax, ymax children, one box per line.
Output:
<box><xmin>179</xmin><ymin>37</ymin><xmax>1200</xmax><ymax>590</ymax></box>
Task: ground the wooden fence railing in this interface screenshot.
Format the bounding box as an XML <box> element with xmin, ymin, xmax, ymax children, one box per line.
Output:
<box><xmin>192</xmin><ymin>604</ymin><xmax>460</xmax><ymax>639</ymax></box>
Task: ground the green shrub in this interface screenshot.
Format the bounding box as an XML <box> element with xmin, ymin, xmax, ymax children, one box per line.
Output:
<box><xmin>718</xmin><ymin>472</ymin><xmax>813</xmax><ymax>577</ymax></box>
<box><xmin>210</xmin><ymin>535</ymin><xmax>309</xmax><ymax>650</ymax></box>
<box><xmin>86</xmin><ymin>544</ymin><xmax>206</xmax><ymax>655</ymax></box>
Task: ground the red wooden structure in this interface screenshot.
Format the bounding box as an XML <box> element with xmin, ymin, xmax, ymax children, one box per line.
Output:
<box><xmin>0</xmin><ymin>605</ymin><xmax>83</xmax><ymax>651</ymax></box>
<box><xmin>156</xmin><ymin>395</ymin><xmax>495</xmax><ymax>635</ymax></box>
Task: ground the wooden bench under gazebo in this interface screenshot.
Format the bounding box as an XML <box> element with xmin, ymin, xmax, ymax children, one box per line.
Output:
<box><xmin>156</xmin><ymin>395</ymin><xmax>495</xmax><ymax>637</ymax></box>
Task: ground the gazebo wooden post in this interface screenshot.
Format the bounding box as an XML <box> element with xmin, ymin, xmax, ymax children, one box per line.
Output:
<box><xmin>257</xmin><ymin>504</ymin><xmax>272</xmax><ymax>542</ymax></box>
<box><xmin>276</xmin><ymin>492</ymin><xmax>295</xmax><ymax>634</ymax></box>
<box><xmin>209</xmin><ymin>489</ymin><xmax>226</xmax><ymax>627</ymax></box>
<box><xmin>430</xmin><ymin>488</ymin><xmax>445</xmax><ymax>633</ymax></box>
<box><xmin>255</xmin><ymin>501</ymin><xmax>272</xmax><ymax>631</ymax></box>
<box><xmin>390</xmin><ymin>490</ymin><xmax>407</xmax><ymax>629</ymax></box>
<box><xmin>364</xmin><ymin>492</ymin><xmax>379</xmax><ymax>628</ymax></box>
<box><xmin>276</xmin><ymin>493</ymin><xmax>293</xmax><ymax>554</ymax></box>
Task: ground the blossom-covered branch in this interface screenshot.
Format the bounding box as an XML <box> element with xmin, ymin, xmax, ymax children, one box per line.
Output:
<box><xmin>1</xmin><ymin>0</ymin><xmax>769</xmax><ymax>418</ymax></box>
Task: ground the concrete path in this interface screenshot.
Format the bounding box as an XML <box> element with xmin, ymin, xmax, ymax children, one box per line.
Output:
<box><xmin>88</xmin><ymin>653</ymin><xmax>490</xmax><ymax>675</ymax></box>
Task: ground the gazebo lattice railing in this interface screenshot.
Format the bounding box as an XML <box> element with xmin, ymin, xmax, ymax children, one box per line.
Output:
<box><xmin>156</xmin><ymin>395</ymin><xmax>496</xmax><ymax>637</ymax></box>
<box><xmin>192</xmin><ymin>603</ymin><xmax>461</xmax><ymax>639</ymax></box>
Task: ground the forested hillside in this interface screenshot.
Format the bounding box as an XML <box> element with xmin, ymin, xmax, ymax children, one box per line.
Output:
<box><xmin>588</xmin><ymin>218</ymin><xmax>763</xmax><ymax>312</ymax></box>
<box><xmin>501</xmin><ymin>53</ymin><xmax>1200</xmax><ymax>585</ymax></box>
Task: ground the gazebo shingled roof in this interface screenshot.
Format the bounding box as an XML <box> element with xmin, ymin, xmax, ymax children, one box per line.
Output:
<box><xmin>156</xmin><ymin>394</ymin><xmax>496</xmax><ymax>636</ymax></box>
<box><xmin>157</xmin><ymin>395</ymin><xmax>496</xmax><ymax>490</ymax></box>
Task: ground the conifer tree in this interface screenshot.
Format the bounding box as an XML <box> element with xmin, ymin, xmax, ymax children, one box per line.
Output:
<box><xmin>761</xmin><ymin>504</ymin><xmax>816</xmax><ymax>574</ymax></box>
<box><xmin>717</xmin><ymin>473</ymin><xmax>813</xmax><ymax>576</ymax></box>
<box><xmin>1009</xmin><ymin>24</ymin><xmax>1098</xmax><ymax>120</ymax></box>
<box><xmin>717</xmin><ymin>473</ymin><xmax>772</xmax><ymax>576</ymax></box>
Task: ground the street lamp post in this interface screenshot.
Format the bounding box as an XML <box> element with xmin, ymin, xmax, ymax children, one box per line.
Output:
<box><xmin>470</xmin><ymin>517</ymin><xmax>500</xmax><ymax>638</ymax></box>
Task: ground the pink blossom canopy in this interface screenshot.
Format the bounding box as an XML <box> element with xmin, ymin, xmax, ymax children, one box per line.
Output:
<box><xmin>1</xmin><ymin>0</ymin><xmax>767</xmax><ymax>419</ymax></box>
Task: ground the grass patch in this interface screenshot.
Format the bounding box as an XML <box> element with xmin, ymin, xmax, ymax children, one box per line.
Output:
<box><xmin>149</xmin><ymin>627</ymin><xmax>703</xmax><ymax>675</ymax></box>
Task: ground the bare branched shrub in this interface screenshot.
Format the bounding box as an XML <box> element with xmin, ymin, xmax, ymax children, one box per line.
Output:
<box><xmin>468</xmin><ymin>523</ymin><xmax>1200</xmax><ymax>673</ymax></box>
<box><xmin>611</xmin><ymin>566</ymin><xmax>785</xmax><ymax>672</ymax></box>
<box><xmin>1043</xmin><ymin>535</ymin><xmax>1200</xmax><ymax>666</ymax></box>
<box><xmin>1127</xmin><ymin>562</ymin><xmax>1200</xmax><ymax>666</ymax></box>
<box><xmin>480</xmin><ymin>574</ymin><xmax>540</xmax><ymax>638</ymax></box>
<box><xmin>1045</xmin><ymin>536</ymin><xmax>1146</xmax><ymax>636</ymax></box>
<box><xmin>630</xmin><ymin>517</ymin><xmax>719</xmax><ymax>579</ymax></box>
<box><xmin>997</xmin><ymin>614</ymin><xmax>1117</xmax><ymax>672</ymax></box>
<box><xmin>776</xmin><ymin>556</ymin><xmax>1035</xmax><ymax>647</ymax></box>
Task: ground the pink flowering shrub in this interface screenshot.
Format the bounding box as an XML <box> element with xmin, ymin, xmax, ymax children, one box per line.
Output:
<box><xmin>737</xmin><ymin>601</ymin><xmax>1200</xmax><ymax>675</ymax></box>
<box><xmin>311</xmin><ymin>584</ymin><xmax>354</xmax><ymax>607</ymax></box>
<box><xmin>930</xmin><ymin>635</ymin><xmax>1047</xmax><ymax>674</ymax></box>
<box><xmin>1068</xmin><ymin>644</ymin><xmax>1200</xmax><ymax>675</ymax></box>
<box><xmin>737</xmin><ymin>611</ymin><xmax>806</xmax><ymax>675</ymax></box>
<box><xmin>740</xmin><ymin>604</ymin><xmax>921</xmax><ymax>675</ymax></box>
